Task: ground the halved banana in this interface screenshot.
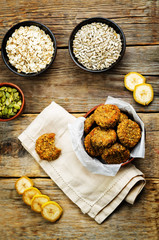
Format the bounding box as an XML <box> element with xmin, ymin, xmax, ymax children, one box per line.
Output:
<box><xmin>31</xmin><ymin>195</ymin><xmax>50</xmax><ymax>213</ymax></box>
<box><xmin>41</xmin><ymin>201</ymin><xmax>63</xmax><ymax>222</ymax></box>
<box><xmin>23</xmin><ymin>187</ymin><xmax>41</xmax><ymax>206</ymax></box>
<box><xmin>133</xmin><ymin>83</ymin><xmax>154</xmax><ymax>105</ymax></box>
<box><xmin>124</xmin><ymin>72</ymin><xmax>146</xmax><ymax>91</ymax></box>
<box><xmin>15</xmin><ymin>176</ymin><xmax>34</xmax><ymax>195</ymax></box>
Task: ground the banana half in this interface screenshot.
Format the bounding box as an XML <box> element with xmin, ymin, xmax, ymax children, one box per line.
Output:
<box><xmin>133</xmin><ymin>83</ymin><xmax>154</xmax><ymax>105</ymax></box>
<box><xmin>124</xmin><ymin>72</ymin><xmax>146</xmax><ymax>91</ymax></box>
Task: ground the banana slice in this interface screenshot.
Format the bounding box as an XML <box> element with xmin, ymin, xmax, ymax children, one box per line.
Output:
<box><xmin>124</xmin><ymin>72</ymin><xmax>146</xmax><ymax>91</ymax></box>
<box><xmin>133</xmin><ymin>83</ymin><xmax>154</xmax><ymax>105</ymax></box>
<box><xmin>15</xmin><ymin>176</ymin><xmax>34</xmax><ymax>195</ymax></box>
<box><xmin>23</xmin><ymin>187</ymin><xmax>41</xmax><ymax>206</ymax></box>
<box><xmin>31</xmin><ymin>195</ymin><xmax>50</xmax><ymax>213</ymax></box>
<box><xmin>41</xmin><ymin>201</ymin><xmax>63</xmax><ymax>222</ymax></box>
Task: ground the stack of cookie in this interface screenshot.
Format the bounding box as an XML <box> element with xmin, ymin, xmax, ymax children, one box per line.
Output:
<box><xmin>84</xmin><ymin>104</ymin><xmax>141</xmax><ymax>164</ymax></box>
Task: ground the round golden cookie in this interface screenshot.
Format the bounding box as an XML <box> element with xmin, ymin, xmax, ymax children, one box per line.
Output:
<box><xmin>101</xmin><ymin>143</ymin><xmax>130</xmax><ymax>164</ymax></box>
<box><xmin>118</xmin><ymin>112</ymin><xmax>128</xmax><ymax>123</ymax></box>
<box><xmin>117</xmin><ymin>119</ymin><xmax>141</xmax><ymax>148</ymax></box>
<box><xmin>35</xmin><ymin>133</ymin><xmax>61</xmax><ymax>161</ymax></box>
<box><xmin>84</xmin><ymin>113</ymin><xmax>95</xmax><ymax>135</ymax></box>
<box><xmin>91</xmin><ymin>127</ymin><xmax>117</xmax><ymax>149</ymax></box>
<box><xmin>94</xmin><ymin>104</ymin><xmax>120</xmax><ymax>128</ymax></box>
<box><xmin>84</xmin><ymin>128</ymin><xmax>103</xmax><ymax>157</ymax></box>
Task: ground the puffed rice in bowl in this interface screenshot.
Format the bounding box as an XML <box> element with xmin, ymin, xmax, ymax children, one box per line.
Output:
<box><xmin>1</xmin><ymin>21</ymin><xmax>57</xmax><ymax>77</ymax></box>
<box><xmin>69</xmin><ymin>17</ymin><xmax>126</xmax><ymax>73</ymax></box>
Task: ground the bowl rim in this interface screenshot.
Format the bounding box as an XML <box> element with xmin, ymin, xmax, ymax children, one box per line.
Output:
<box><xmin>84</xmin><ymin>103</ymin><xmax>134</xmax><ymax>166</ymax></box>
<box><xmin>1</xmin><ymin>20</ymin><xmax>57</xmax><ymax>77</ymax></box>
<box><xmin>0</xmin><ymin>82</ymin><xmax>25</xmax><ymax>121</ymax></box>
<box><xmin>68</xmin><ymin>17</ymin><xmax>126</xmax><ymax>73</ymax></box>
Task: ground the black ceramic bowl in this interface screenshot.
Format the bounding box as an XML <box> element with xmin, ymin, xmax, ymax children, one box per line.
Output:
<box><xmin>69</xmin><ymin>17</ymin><xmax>126</xmax><ymax>73</ymax></box>
<box><xmin>1</xmin><ymin>21</ymin><xmax>57</xmax><ymax>77</ymax></box>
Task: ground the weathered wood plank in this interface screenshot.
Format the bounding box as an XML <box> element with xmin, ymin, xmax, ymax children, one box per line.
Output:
<box><xmin>0</xmin><ymin>178</ymin><xmax>158</xmax><ymax>240</ymax></box>
<box><xmin>0</xmin><ymin>1</ymin><xmax>158</xmax><ymax>239</ymax></box>
<box><xmin>0</xmin><ymin>47</ymin><xmax>159</xmax><ymax>113</ymax></box>
<box><xmin>0</xmin><ymin>0</ymin><xmax>159</xmax><ymax>46</ymax></box>
<box><xmin>0</xmin><ymin>113</ymin><xmax>159</xmax><ymax>178</ymax></box>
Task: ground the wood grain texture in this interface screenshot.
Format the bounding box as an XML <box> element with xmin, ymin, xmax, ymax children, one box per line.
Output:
<box><xmin>0</xmin><ymin>46</ymin><xmax>159</xmax><ymax>114</ymax></box>
<box><xmin>0</xmin><ymin>178</ymin><xmax>158</xmax><ymax>240</ymax></box>
<box><xmin>0</xmin><ymin>0</ymin><xmax>159</xmax><ymax>47</ymax></box>
<box><xmin>0</xmin><ymin>113</ymin><xmax>159</xmax><ymax>178</ymax></box>
<box><xmin>0</xmin><ymin>0</ymin><xmax>159</xmax><ymax>239</ymax></box>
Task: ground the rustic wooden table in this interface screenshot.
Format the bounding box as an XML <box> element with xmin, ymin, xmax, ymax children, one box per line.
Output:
<box><xmin>0</xmin><ymin>0</ymin><xmax>159</xmax><ymax>239</ymax></box>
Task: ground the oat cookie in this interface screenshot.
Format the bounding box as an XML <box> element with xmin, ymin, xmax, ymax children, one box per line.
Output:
<box><xmin>101</xmin><ymin>143</ymin><xmax>130</xmax><ymax>164</ymax></box>
<box><xmin>84</xmin><ymin>113</ymin><xmax>95</xmax><ymax>135</ymax></box>
<box><xmin>118</xmin><ymin>112</ymin><xmax>128</xmax><ymax>123</ymax></box>
<box><xmin>94</xmin><ymin>104</ymin><xmax>120</xmax><ymax>128</ymax></box>
<box><xmin>91</xmin><ymin>127</ymin><xmax>117</xmax><ymax>149</ymax></box>
<box><xmin>84</xmin><ymin>128</ymin><xmax>103</xmax><ymax>157</ymax></box>
<box><xmin>117</xmin><ymin>119</ymin><xmax>141</xmax><ymax>148</ymax></box>
<box><xmin>35</xmin><ymin>133</ymin><xmax>61</xmax><ymax>161</ymax></box>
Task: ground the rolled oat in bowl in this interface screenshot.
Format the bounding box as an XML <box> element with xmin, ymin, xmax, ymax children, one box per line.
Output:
<box><xmin>6</xmin><ymin>25</ymin><xmax>54</xmax><ymax>74</ymax></box>
<box><xmin>73</xmin><ymin>22</ymin><xmax>122</xmax><ymax>70</ymax></box>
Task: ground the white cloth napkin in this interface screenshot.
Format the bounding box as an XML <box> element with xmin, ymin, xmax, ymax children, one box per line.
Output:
<box><xmin>18</xmin><ymin>102</ymin><xmax>145</xmax><ymax>224</ymax></box>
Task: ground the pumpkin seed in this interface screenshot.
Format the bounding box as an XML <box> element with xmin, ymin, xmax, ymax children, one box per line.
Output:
<box><xmin>7</xmin><ymin>87</ymin><xmax>12</xmax><ymax>92</ymax></box>
<box><xmin>1</xmin><ymin>95</ymin><xmax>6</xmax><ymax>103</ymax></box>
<box><xmin>14</xmin><ymin>103</ymin><xmax>20</xmax><ymax>110</ymax></box>
<box><xmin>10</xmin><ymin>112</ymin><xmax>16</xmax><ymax>116</ymax></box>
<box><xmin>6</xmin><ymin>92</ymin><xmax>11</xmax><ymax>98</ymax></box>
<box><xmin>17</xmin><ymin>100</ymin><xmax>22</xmax><ymax>106</ymax></box>
<box><xmin>5</xmin><ymin>99</ymin><xmax>10</xmax><ymax>106</ymax></box>
<box><xmin>8</xmin><ymin>108</ymin><xmax>12</xmax><ymax>114</ymax></box>
<box><xmin>13</xmin><ymin>108</ymin><xmax>18</xmax><ymax>113</ymax></box>
<box><xmin>0</xmin><ymin>87</ymin><xmax>7</xmax><ymax>91</ymax></box>
<box><xmin>8</xmin><ymin>103</ymin><xmax>14</xmax><ymax>108</ymax></box>
<box><xmin>12</xmin><ymin>88</ymin><xmax>17</xmax><ymax>93</ymax></box>
<box><xmin>4</xmin><ymin>107</ymin><xmax>8</xmax><ymax>115</ymax></box>
<box><xmin>0</xmin><ymin>91</ymin><xmax>3</xmax><ymax>98</ymax></box>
